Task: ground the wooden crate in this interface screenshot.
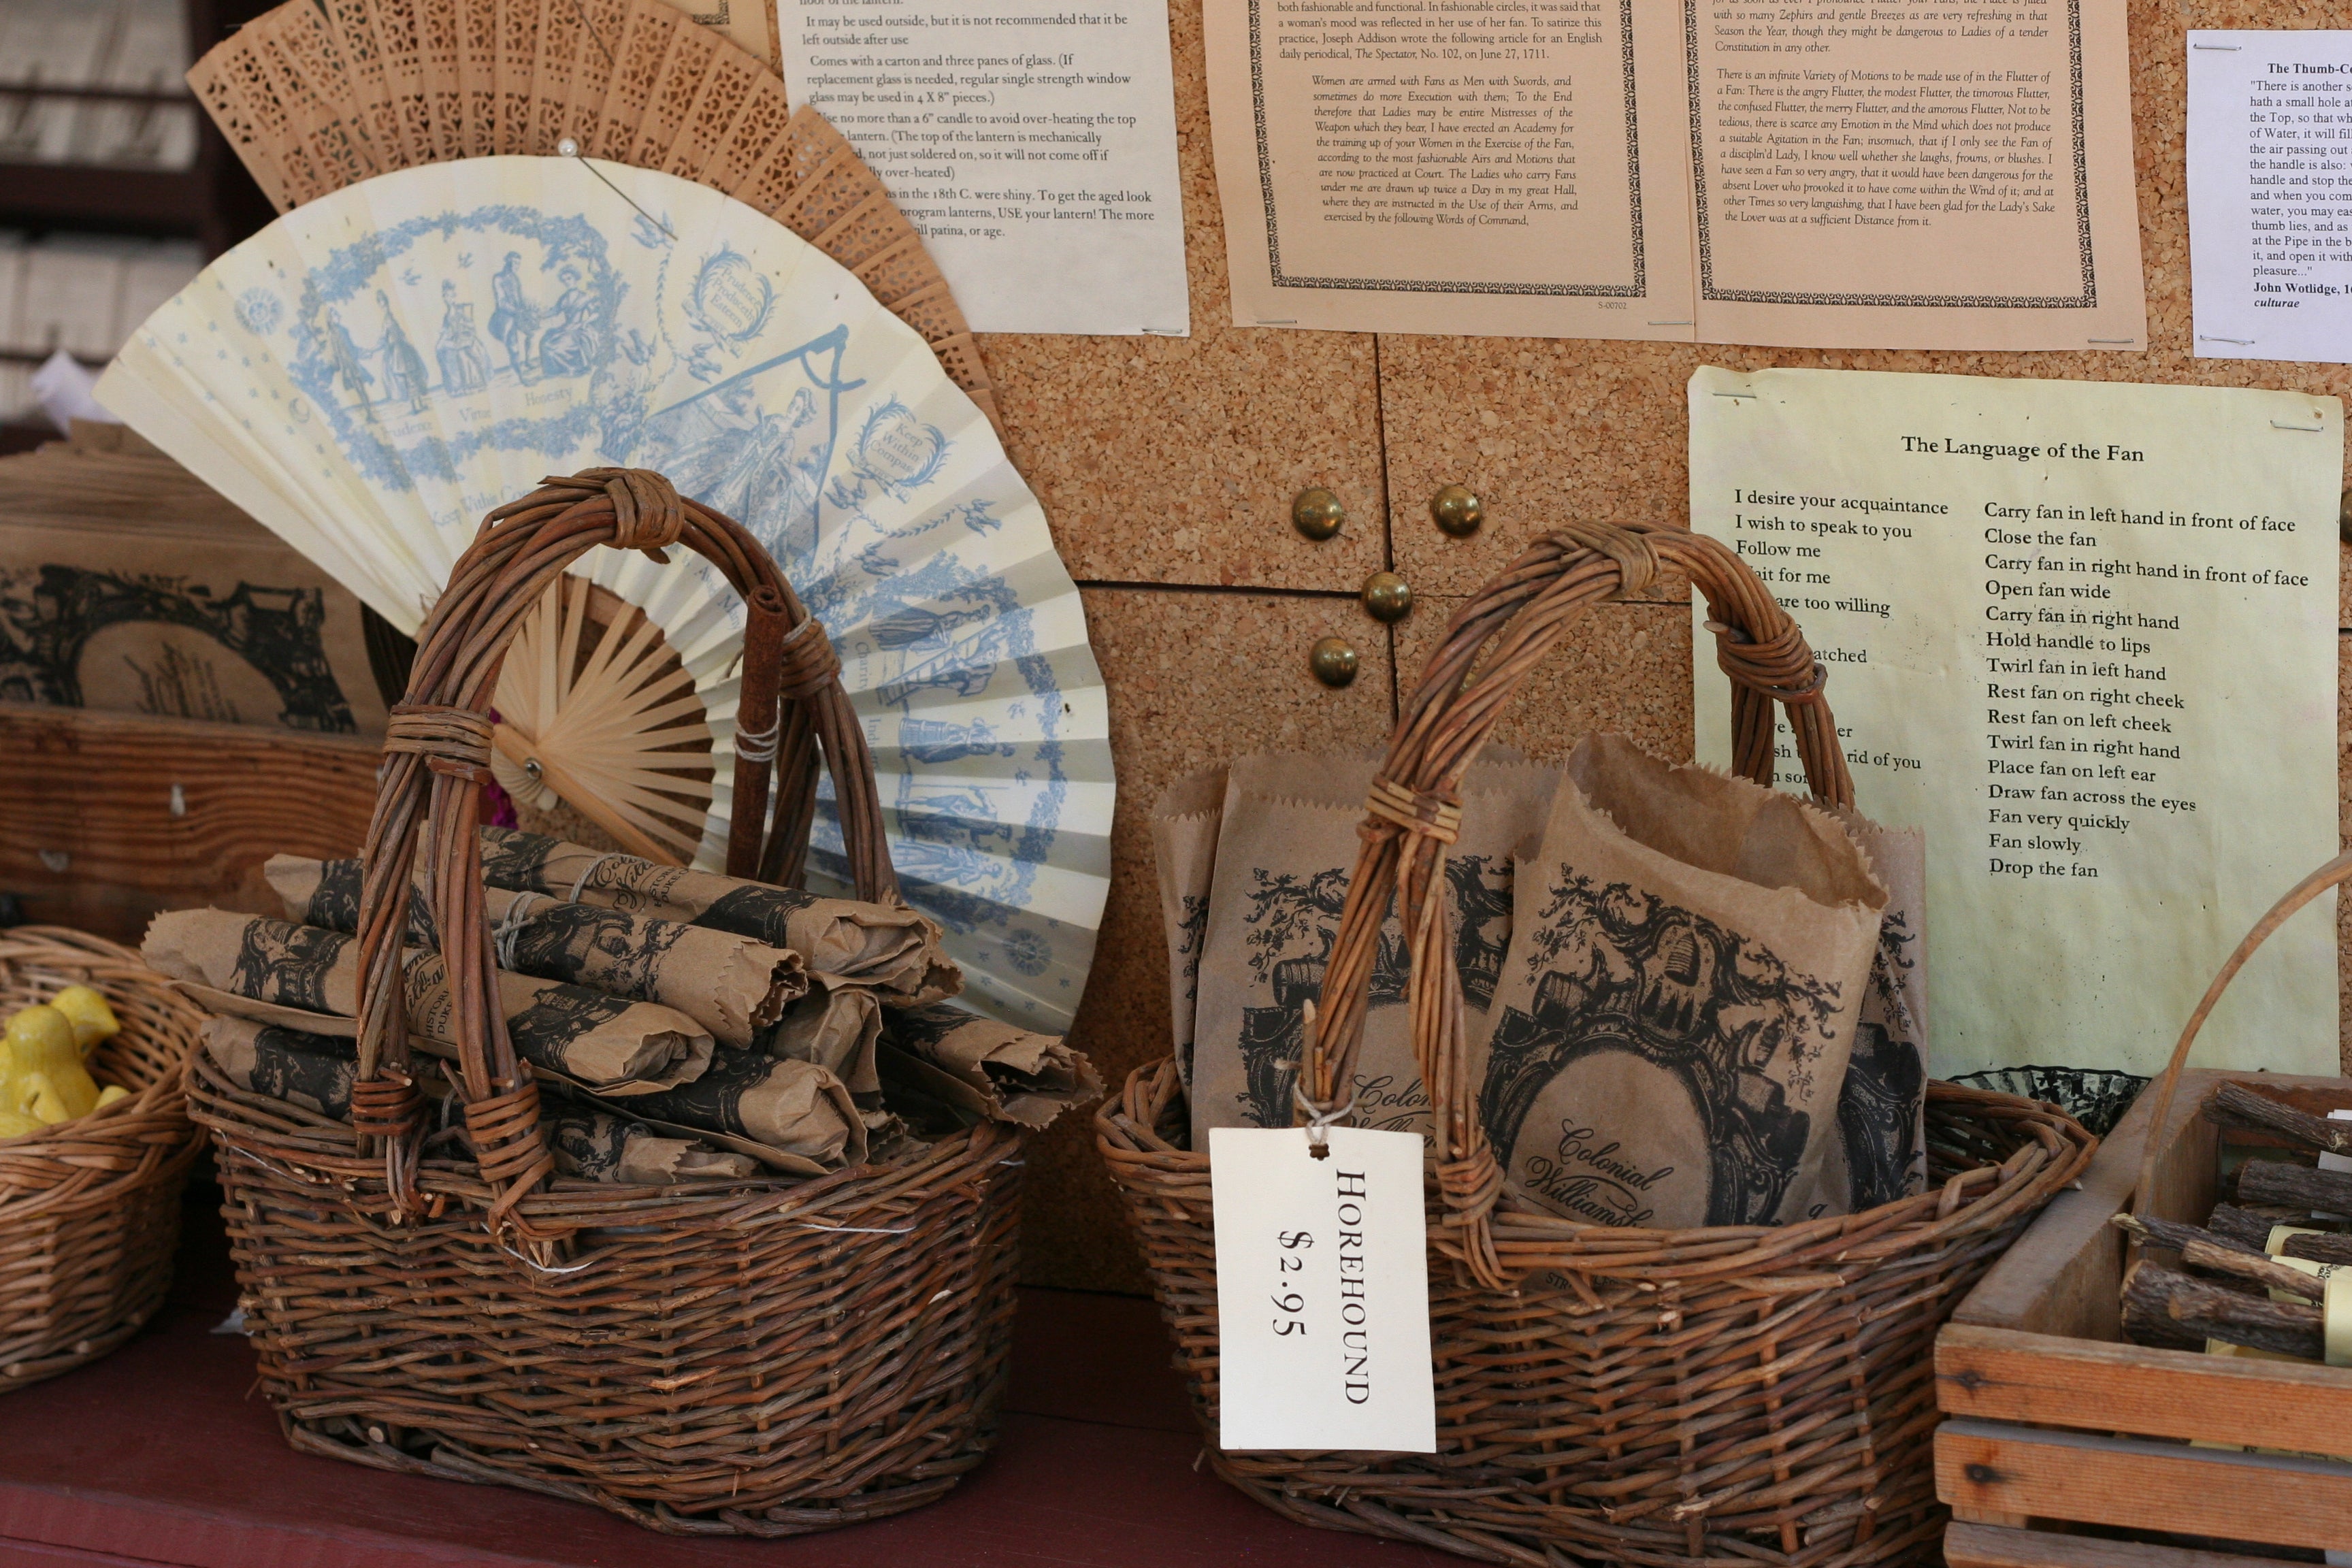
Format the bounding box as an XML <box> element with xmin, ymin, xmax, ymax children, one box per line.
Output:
<box><xmin>0</xmin><ymin>701</ymin><xmax>377</xmax><ymax>943</ymax></box>
<box><xmin>1936</xmin><ymin>1067</ymin><xmax>2352</xmax><ymax>1567</ymax></box>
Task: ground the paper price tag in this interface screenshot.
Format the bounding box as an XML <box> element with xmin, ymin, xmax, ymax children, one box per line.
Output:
<box><xmin>1209</xmin><ymin>1125</ymin><xmax>1435</xmax><ymax>1453</ymax></box>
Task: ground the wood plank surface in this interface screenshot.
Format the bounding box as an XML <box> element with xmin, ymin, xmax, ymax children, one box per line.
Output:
<box><xmin>1936</xmin><ymin>1418</ymin><xmax>2352</xmax><ymax>1554</ymax></box>
<box><xmin>1939</xmin><ymin>1323</ymin><xmax>2352</xmax><ymax>1446</ymax></box>
<box><xmin>0</xmin><ymin>702</ymin><xmax>377</xmax><ymax>944</ymax></box>
<box><xmin>1945</xmin><ymin>1520</ymin><xmax>2325</xmax><ymax>1568</ymax></box>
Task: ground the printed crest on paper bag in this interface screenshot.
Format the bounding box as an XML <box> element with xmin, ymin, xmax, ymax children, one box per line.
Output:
<box><xmin>1231</xmin><ymin>868</ymin><xmax>1415</xmax><ymax>1131</ymax></box>
<box><xmin>1478</xmin><ymin>872</ymin><xmax>1844</xmax><ymax>1228</ymax></box>
<box><xmin>1837</xmin><ymin>910</ymin><xmax>1927</xmax><ymax>1207</ymax></box>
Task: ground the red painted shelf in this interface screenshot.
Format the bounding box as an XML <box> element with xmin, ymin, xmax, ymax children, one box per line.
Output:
<box><xmin>0</xmin><ymin>1186</ymin><xmax>1451</xmax><ymax>1568</ymax></box>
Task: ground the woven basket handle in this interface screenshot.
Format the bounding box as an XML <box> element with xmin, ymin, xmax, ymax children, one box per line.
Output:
<box><xmin>350</xmin><ymin>468</ymin><xmax>894</xmax><ymax>1245</ymax></box>
<box><xmin>2128</xmin><ymin>849</ymin><xmax>2352</xmax><ymax>1218</ymax></box>
<box><xmin>1300</xmin><ymin>523</ymin><xmax>1850</xmax><ymax>1289</ymax></box>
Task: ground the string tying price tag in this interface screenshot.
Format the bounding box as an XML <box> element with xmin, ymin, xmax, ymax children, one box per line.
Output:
<box><xmin>1209</xmin><ymin>1123</ymin><xmax>1436</xmax><ymax>1453</ymax></box>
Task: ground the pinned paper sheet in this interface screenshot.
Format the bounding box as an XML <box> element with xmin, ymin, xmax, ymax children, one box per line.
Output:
<box><xmin>2189</xmin><ymin>33</ymin><xmax>2352</xmax><ymax>363</ymax></box>
<box><xmin>1203</xmin><ymin>0</ymin><xmax>2144</xmax><ymax>347</ymax></box>
<box><xmin>774</xmin><ymin>0</ymin><xmax>1189</xmax><ymax>336</ymax></box>
<box><xmin>1209</xmin><ymin>1125</ymin><xmax>1436</xmax><ymax>1453</ymax></box>
<box><xmin>1691</xmin><ymin>368</ymin><xmax>2340</xmax><ymax>1077</ymax></box>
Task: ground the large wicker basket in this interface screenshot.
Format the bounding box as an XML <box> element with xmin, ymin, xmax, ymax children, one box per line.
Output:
<box><xmin>186</xmin><ymin>470</ymin><xmax>1024</xmax><ymax>1535</ymax></box>
<box><xmin>0</xmin><ymin>926</ymin><xmax>206</xmax><ymax>1392</ymax></box>
<box><xmin>1098</xmin><ymin>523</ymin><xmax>2097</xmax><ymax>1566</ymax></box>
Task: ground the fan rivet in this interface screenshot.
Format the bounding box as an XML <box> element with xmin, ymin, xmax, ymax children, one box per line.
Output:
<box><xmin>557</xmin><ymin>137</ymin><xmax>581</xmax><ymax>157</ymax></box>
<box><xmin>1431</xmin><ymin>484</ymin><xmax>1482</xmax><ymax>536</ymax></box>
<box><xmin>1360</xmin><ymin>571</ymin><xmax>1411</xmax><ymax>623</ymax></box>
<box><xmin>1292</xmin><ymin>487</ymin><xmax>1344</xmax><ymax>541</ymax></box>
<box><xmin>1309</xmin><ymin>636</ymin><xmax>1358</xmax><ymax>688</ymax></box>
<box><xmin>523</xmin><ymin>759</ymin><xmax>544</xmax><ymax>782</ymax></box>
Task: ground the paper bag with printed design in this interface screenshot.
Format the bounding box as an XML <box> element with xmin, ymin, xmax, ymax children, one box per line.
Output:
<box><xmin>1818</xmin><ymin>810</ymin><xmax>1929</xmax><ymax>1211</ymax></box>
<box><xmin>1189</xmin><ymin>753</ymin><xmax>1556</xmax><ymax>1151</ymax></box>
<box><xmin>1149</xmin><ymin>764</ymin><xmax>1226</xmax><ymax>1092</ymax></box>
<box><xmin>1475</xmin><ymin>735</ymin><xmax>1887</xmax><ymax>1230</ymax></box>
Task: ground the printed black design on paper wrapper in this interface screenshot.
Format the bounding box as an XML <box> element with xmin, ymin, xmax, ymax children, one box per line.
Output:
<box><xmin>1477</xmin><ymin>873</ymin><xmax>1842</xmax><ymax>1228</ymax></box>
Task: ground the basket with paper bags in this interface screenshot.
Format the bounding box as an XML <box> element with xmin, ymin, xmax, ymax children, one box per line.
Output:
<box><xmin>1098</xmin><ymin>521</ymin><xmax>2097</xmax><ymax>1565</ymax></box>
<box><xmin>166</xmin><ymin>470</ymin><xmax>1095</xmax><ymax>1535</ymax></box>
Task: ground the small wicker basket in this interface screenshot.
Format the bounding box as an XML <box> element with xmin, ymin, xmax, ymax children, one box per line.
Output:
<box><xmin>0</xmin><ymin>926</ymin><xmax>206</xmax><ymax>1392</ymax></box>
<box><xmin>1098</xmin><ymin>522</ymin><xmax>2097</xmax><ymax>1566</ymax></box>
<box><xmin>186</xmin><ymin>470</ymin><xmax>1023</xmax><ymax>1535</ymax></box>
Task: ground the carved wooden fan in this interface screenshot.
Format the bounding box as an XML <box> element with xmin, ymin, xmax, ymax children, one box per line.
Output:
<box><xmin>184</xmin><ymin>0</ymin><xmax>998</xmax><ymax>430</ymax></box>
<box><xmin>491</xmin><ymin>576</ymin><xmax>715</xmax><ymax>866</ymax></box>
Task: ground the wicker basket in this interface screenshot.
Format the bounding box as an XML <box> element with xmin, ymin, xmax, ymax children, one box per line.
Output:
<box><xmin>186</xmin><ymin>469</ymin><xmax>1024</xmax><ymax>1536</ymax></box>
<box><xmin>1097</xmin><ymin>522</ymin><xmax>2097</xmax><ymax>1566</ymax></box>
<box><xmin>0</xmin><ymin>926</ymin><xmax>206</xmax><ymax>1392</ymax></box>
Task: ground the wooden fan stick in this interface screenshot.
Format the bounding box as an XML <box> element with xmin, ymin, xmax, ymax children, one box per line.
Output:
<box><xmin>489</xmin><ymin>723</ymin><xmax>675</xmax><ymax>865</ymax></box>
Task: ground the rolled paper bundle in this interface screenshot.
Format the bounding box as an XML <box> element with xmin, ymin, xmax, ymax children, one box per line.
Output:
<box><xmin>768</xmin><ymin>979</ymin><xmax>882</xmax><ymax>1098</ymax></box>
<box><xmin>201</xmin><ymin>1016</ymin><xmax>357</xmax><ymax>1120</ymax></box>
<box><xmin>546</xmin><ymin>1107</ymin><xmax>760</xmax><ymax>1185</ymax></box>
<box><xmin>265</xmin><ymin>856</ymin><xmax>813</xmax><ymax>1048</ymax></box>
<box><xmin>144</xmin><ymin>909</ymin><xmax>714</xmax><ymax>1092</ymax></box>
<box><xmin>479</xmin><ymin>826</ymin><xmax>958</xmax><ymax>1003</ymax></box>
<box><xmin>883</xmin><ymin>1001</ymin><xmax>1100</xmax><ymax>1130</ymax></box>
<box><xmin>617</xmin><ymin>1049</ymin><xmax>866</xmax><ymax>1169</ymax></box>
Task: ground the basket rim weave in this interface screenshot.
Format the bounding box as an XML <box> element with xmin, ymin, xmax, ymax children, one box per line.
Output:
<box><xmin>0</xmin><ymin>925</ymin><xmax>204</xmax><ymax>1213</ymax></box>
<box><xmin>1100</xmin><ymin>1057</ymin><xmax>2095</xmax><ymax>1281</ymax></box>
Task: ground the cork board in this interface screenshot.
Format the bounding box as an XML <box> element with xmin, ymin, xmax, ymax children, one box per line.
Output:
<box><xmin>996</xmin><ymin>0</ymin><xmax>2352</xmax><ymax>1292</ymax></box>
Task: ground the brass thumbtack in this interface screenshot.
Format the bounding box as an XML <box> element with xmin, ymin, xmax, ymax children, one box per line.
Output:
<box><xmin>1309</xmin><ymin>636</ymin><xmax>1359</xmax><ymax>687</ymax></box>
<box><xmin>1360</xmin><ymin>571</ymin><xmax>1411</xmax><ymax>623</ymax></box>
<box><xmin>1431</xmin><ymin>484</ymin><xmax>1482</xmax><ymax>537</ymax></box>
<box><xmin>1292</xmin><ymin>487</ymin><xmax>1345</xmax><ymax>541</ymax></box>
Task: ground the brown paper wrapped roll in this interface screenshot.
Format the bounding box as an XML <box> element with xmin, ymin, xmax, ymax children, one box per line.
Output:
<box><xmin>546</xmin><ymin>1108</ymin><xmax>760</xmax><ymax>1185</ymax></box>
<box><xmin>145</xmin><ymin>909</ymin><xmax>713</xmax><ymax>1092</ymax></box>
<box><xmin>201</xmin><ymin>1016</ymin><xmax>357</xmax><ymax>1119</ymax></box>
<box><xmin>881</xmin><ymin>1001</ymin><xmax>1100</xmax><ymax>1130</ymax></box>
<box><xmin>614</xmin><ymin>1049</ymin><xmax>866</xmax><ymax>1168</ymax></box>
<box><xmin>480</xmin><ymin>826</ymin><xmax>956</xmax><ymax>1002</ymax></box>
<box><xmin>266</xmin><ymin>856</ymin><xmax>811</xmax><ymax>1049</ymax></box>
<box><xmin>769</xmin><ymin>979</ymin><xmax>882</xmax><ymax>1098</ymax></box>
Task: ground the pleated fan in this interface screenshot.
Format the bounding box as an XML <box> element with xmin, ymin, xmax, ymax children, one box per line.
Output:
<box><xmin>184</xmin><ymin>0</ymin><xmax>1000</xmax><ymax>431</ymax></box>
<box><xmin>96</xmin><ymin>158</ymin><xmax>1111</xmax><ymax>1032</ymax></box>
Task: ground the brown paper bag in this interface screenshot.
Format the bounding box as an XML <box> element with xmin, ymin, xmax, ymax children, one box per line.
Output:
<box><xmin>1189</xmin><ymin>754</ymin><xmax>1557</xmax><ymax>1151</ymax></box>
<box><xmin>201</xmin><ymin>1015</ymin><xmax>357</xmax><ymax>1118</ymax></box>
<box><xmin>267</xmin><ymin>856</ymin><xmax>811</xmax><ymax>1049</ymax></box>
<box><xmin>144</xmin><ymin>909</ymin><xmax>714</xmax><ymax>1092</ymax></box>
<box><xmin>545</xmin><ymin>1107</ymin><xmax>762</xmax><ymax>1184</ymax></box>
<box><xmin>880</xmin><ymin>1001</ymin><xmax>1102</xmax><ymax>1130</ymax></box>
<box><xmin>1150</xmin><ymin>764</ymin><xmax>1226</xmax><ymax>1093</ymax></box>
<box><xmin>1475</xmin><ymin>736</ymin><xmax>1887</xmax><ymax>1230</ymax></box>
<box><xmin>479</xmin><ymin>826</ymin><xmax>956</xmax><ymax>1002</ymax></box>
<box><xmin>1818</xmin><ymin>811</ymin><xmax>1929</xmax><ymax>1211</ymax></box>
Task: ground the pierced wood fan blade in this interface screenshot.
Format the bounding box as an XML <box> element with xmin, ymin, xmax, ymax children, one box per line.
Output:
<box><xmin>184</xmin><ymin>0</ymin><xmax>1000</xmax><ymax>431</ymax></box>
<box><xmin>490</xmin><ymin>576</ymin><xmax>714</xmax><ymax>866</ymax></box>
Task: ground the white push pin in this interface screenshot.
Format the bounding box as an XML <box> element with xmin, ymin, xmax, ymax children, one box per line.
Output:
<box><xmin>557</xmin><ymin>137</ymin><xmax>579</xmax><ymax>157</ymax></box>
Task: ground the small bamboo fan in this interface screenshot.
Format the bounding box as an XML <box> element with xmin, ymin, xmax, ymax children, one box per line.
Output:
<box><xmin>491</xmin><ymin>576</ymin><xmax>714</xmax><ymax>865</ymax></box>
<box><xmin>186</xmin><ymin>0</ymin><xmax>998</xmax><ymax>429</ymax></box>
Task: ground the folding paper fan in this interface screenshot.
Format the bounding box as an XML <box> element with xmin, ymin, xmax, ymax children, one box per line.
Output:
<box><xmin>491</xmin><ymin>576</ymin><xmax>716</xmax><ymax>866</ymax></box>
<box><xmin>184</xmin><ymin>0</ymin><xmax>1000</xmax><ymax>431</ymax></box>
<box><xmin>95</xmin><ymin>157</ymin><xmax>1110</xmax><ymax>1030</ymax></box>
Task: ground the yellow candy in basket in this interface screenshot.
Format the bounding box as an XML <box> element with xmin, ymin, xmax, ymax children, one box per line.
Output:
<box><xmin>2</xmin><ymin>1007</ymin><xmax>98</xmax><ymax>1121</ymax></box>
<box><xmin>49</xmin><ymin>986</ymin><xmax>120</xmax><ymax>1058</ymax></box>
